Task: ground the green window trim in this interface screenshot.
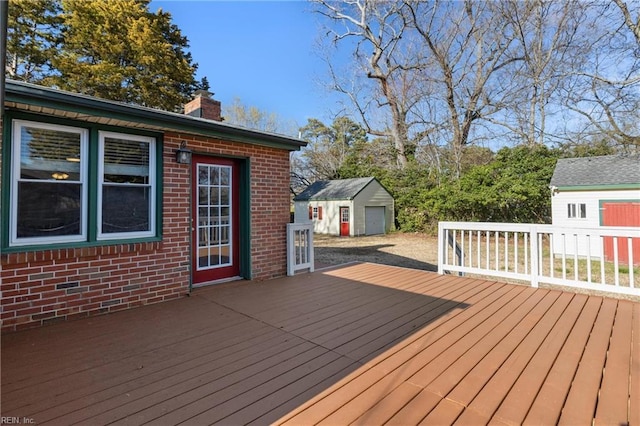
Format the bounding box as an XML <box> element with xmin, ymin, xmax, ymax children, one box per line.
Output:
<box><xmin>2</xmin><ymin>111</ymin><xmax>163</xmax><ymax>253</ymax></box>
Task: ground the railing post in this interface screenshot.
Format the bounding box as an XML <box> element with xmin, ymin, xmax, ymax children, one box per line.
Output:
<box><xmin>286</xmin><ymin>224</ymin><xmax>294</xmax><ymax>276</ymax></box>
<box><xmin>438</xmin><ymin>222</ymin><xmax>445</xmax><ymax>275</ymax></box>
<box><xmin>530</xmin><ymin>224</ymin><xmax>539</xmax><ymax>288</ymax></box>
<box><xmin>308</xmin><ymin>230</ymin><xmax>315</xmax><ymax>273</ymax></box>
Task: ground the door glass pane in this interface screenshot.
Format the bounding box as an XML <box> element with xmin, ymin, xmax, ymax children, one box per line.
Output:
<box><xmin>197</xmin><ymin>164</ymin><xmax>233</xmax><ymax>270</ymax></box>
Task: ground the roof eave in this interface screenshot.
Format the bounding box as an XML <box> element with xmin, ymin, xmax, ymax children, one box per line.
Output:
<box><xmin>4</xmin><ymin>80</ymin><xmax>307</xmax><ymax>152</ymax></box>
<box><xmin>554</xmin><ymin>183</ymin><xmax>640</xmax><ymax>191</ymax></box>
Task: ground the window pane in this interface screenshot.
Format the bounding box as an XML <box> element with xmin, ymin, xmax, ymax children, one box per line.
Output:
<box><xmin>20</xmin><ymin>126</ymin><xmax>81</xmax><ymax>181</ymax></box>
<box><xmin>103</xmin><ymin>137</ymin><xmax>149</xmax><ymax>184</ymax></box>
<box><xmin>102</xmin><ymin>186</ymin><xmax>150</xmax><ymax>233</ymax></box>
<box><xmin>17</xmin><ymin>182</ymin><xmax>81</xmax><ymax>237</ymax></box>
<box><xmin>579</xmin><ymin>204</ymin><xmax>586</xmax><ymax>218</ymax></box>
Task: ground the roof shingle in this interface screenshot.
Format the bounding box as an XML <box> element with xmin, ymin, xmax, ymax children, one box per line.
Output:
<box><xmin>293</xmin><ymin>177</ymin><xmax>376</xmax><ymax>201</ymax></box>
<box><xmin>550</xmin><ymin>155</ymin><xmax>640</xmax><ymax>188</ymax></box>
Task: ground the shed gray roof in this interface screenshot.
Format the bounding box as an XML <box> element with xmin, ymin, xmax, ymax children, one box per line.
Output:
<box><xmin>293</xmin><ymin>177</ymin><xmax>378</xmax><ymax>201</ymax></box>
<box><xmin>550</xmin><ymin>155</ymin><xmax>640</xmax><ymax>188</ymax></box>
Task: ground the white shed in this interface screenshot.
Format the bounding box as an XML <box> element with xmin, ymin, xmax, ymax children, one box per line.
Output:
<box><xmin>550</xmin><ymin>155</ymin><xmax>640</xmax><ymax>261</ymax></box>
<box><xmin>293</xmin><ymin>177</ymin><xmax>394</xmax><ymax>237</ymax></box>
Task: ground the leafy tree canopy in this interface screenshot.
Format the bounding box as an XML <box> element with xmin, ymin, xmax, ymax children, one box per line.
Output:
<box><xmin>7</xmin><ymin>0</ymin><xmax>199</xmax><ymax>111</ymax></box>
<box><xmin>426</xmin><ymin>145</ymin><xmax>560</xmax><ymax>226</ymax></box>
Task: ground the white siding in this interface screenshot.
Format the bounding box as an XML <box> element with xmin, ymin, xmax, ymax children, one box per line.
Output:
<box><xmin>551</xmin><ymin>188</ymin><xmax>640</xmax><ymax>258</ymax></box>
<box><xmin>352</xmin><ymin>181</ymin><xmax>394</xmax><ymax>236</ymax></box>
<box><xmin>294</xmin><ymin>200</ymin><xmax>352</xmax><ymax>236</ymax></box>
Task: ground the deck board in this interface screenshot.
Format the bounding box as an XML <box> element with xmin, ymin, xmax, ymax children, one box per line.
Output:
<box><xmin>1</xmin><ymin>262</ymin><xmax>638</xmax><ymax>425</ymax></box>
<box><xmin>559</xmin><ymin>297</ymin><xmax>618</xmax><ymax>425</ymax></box>
<box><xmin>594</xmin><ymin>300</ymin><xmax>634</xmax><ymax>425</ymax></box>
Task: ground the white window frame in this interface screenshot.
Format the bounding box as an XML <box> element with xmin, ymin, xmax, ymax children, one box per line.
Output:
<box><xmin>97</xmin><ymin>131</ymin><xmax>156</xmax><ymax>240</ymax></box>
<box><xmin>312</xmin><ymin>206</ymin><xmax>319</xmax><ymax>219</ymax></box>
<box><xmin>568</xmin><ymin>202</ymin><xmax>586</xmax><ymax>219</ymax></box>
<box><xmin>10</xmin><ymin>120</ymin><xmax>89</xmax><ymax>246</ymax></box>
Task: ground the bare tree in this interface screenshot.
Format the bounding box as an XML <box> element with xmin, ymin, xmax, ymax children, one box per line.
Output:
<box><xmin>563</xmin><ymin>1</ymin><xmax>640</xmax><ymax>153</ymax></box>
<box><xmin>315</xmin><ymin>0</ymin><xmax>525</xmax><ymax>176</ymax></box>
<box><xmin>403</xmin><ymin>0</ymin><xmax>523</xmax><ymax>176</ymax></box>
<box><xmin>222</xmin><ymin>97</ymin><xmax>298</xmax><ymax>136</ymax></box>
<box><xmin>613</xmin><ymin>0</ymin><xmax>640</xmax><ymax>44</ymax></box>
<box><xmin>492</xmin><ymin>0</ymin><xmax>589</xmax><ymax>146</ymax></box>
<box><xmin>314</xmin><ymin>0</ymin><xmax>424</xmax><ymax>168</ymax></box>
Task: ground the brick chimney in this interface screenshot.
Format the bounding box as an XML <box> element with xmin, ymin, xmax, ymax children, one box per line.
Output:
<box><xmin>184</xmin><ymin>89</ymin><xmax>223</xmax><ymax>121</ymax></box>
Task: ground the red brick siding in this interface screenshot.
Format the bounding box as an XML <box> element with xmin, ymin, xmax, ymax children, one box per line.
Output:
<box><xmin>1</xmin><ymin>130</ymin><xmax>292</xmax><ymax>332</ymax></box>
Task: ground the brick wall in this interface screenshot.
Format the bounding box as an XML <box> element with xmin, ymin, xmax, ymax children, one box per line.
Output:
<box><xmin>1</xmin><ymin>131</ymin><xmax>292</xmax><ymax>332</ymax></box>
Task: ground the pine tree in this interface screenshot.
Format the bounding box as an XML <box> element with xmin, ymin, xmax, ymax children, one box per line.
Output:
<box><xmin>6</xmin><ymin>0</ymin><xmax>62</xmax><ymax>82</ymax></box>
<box><xmin>47</xmin><ymin>0</ymin><xmax>198</xmax><ymax>111</ymax></box>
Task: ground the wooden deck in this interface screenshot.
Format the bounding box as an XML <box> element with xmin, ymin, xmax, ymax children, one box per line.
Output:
<box><xmin>1</xmin><ymin>262</ymin><xmax>638</xmax><ymax>425</ymax></box>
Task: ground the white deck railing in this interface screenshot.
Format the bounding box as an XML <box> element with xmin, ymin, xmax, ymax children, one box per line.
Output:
<box><xmin>286</xmin><ymin>223</ymin><xmax>314</xmax><ymax>276</ymax></box>
<box><xmin>438</xmin><ymin>221</ymin><xmax>640</xmax><ymax>296</ymax></box>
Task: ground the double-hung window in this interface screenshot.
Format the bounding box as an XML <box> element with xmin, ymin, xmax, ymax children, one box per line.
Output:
<box><xmin>98</xmin><ymin>131</ymin><xmax>155</xmax><ymax>239</ymax></box>
<box><xmin>8</xmin><ymin>119</ymin><xmax>159</xmax><ymax>248</ymax></box>
<box><xmin>11</xmin><ymin>120</ymin><xmax>88</xmax><ymax>245</ymax></box>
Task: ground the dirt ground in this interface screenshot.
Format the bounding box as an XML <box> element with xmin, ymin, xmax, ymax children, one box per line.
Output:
<box><xmin>314</xmin><ymin>232</ymin><xmax>439</xmax><ymax>272</ymax></box>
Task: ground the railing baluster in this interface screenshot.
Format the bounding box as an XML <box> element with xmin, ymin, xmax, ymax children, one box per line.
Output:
<box><xmin>562</xmin><ymin>234</ymin><xmax>567</xmax><ymax>280</ymax></box>
<box><xmin>573</xmin><ymin>234</ymin><xmax>578</xmax><ymax>282</ymax></box>
<box><xmin>476</xmin><ymin>231</ymin><xmax>482</xmax><ymax>268</ymax></box>
<box><xmin>628</xmin><ymin>237</ymin><xmax>634</xmax><ymax>288</ymax></box>
<box><xmin>614</xmin><ymin>237</ymin><xmax>619</xmax><ymax>286</ymax></box>
<box><xmin>524</xmin><ymin>232</ymin><xmax>529</xmax><ymax>275</ymax></box>
<box><xmin>469</xmin><ymin>231</ymin><xmax>473</xmax><ymax>268</ymax></box>
<box><xmin>549</xmin><ymin>233</ymin><xmax>554</xmax><ymax>279</ymax></box>
<box><xmin>515</xmin><ymin>232</ymin><xmax>519</xmax><ymax>274</ymax></box>
<box><xmin>495</xmin><ymin>231</ymin><xmax>499</xmax><ymax>271</ymax></box>
<box><xmin>600</xmin><ymin>236</ymin><xmax>605</xmax><ymax>285</ymax></box>
<box><xmin>460</xmin><ymin>230</ymin><xmax>464</xmax><ymax>266</ymax></box>
<box><xmin>586</xmin><ymin>235</ymin><xmax>592</xmax><ymax>283</ymax></box>
<box><xmin>486</xmin><ymin>231</ymin><xmax>490</xmax><ymax>269</ymax></box>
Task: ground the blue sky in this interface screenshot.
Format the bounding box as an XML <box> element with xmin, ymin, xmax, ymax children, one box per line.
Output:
<box><xmin>151</xmin><ymin>1</ymin><xmax>342</xmax><ymax>130</ymax></box>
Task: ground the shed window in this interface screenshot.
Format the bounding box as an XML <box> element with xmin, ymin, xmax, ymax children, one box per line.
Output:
<box><xmin>568</xmin><ymin>203</ymin><xmax>586</xmax><ymax>219</ymax></box>
<box><xmin>308</xmin><ymin>205</ymin><xmax>323</xmax><ymax>220</ymax></box>
<box><xmin>8</xmin><ymin>119</ymin><xmax>159</xmax><ymax>248</ymax></box>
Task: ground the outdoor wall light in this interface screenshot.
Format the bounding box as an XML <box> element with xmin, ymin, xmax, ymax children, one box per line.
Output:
<box><xmin>175</xmin><ymin>141</ymin><xmax>192</xmax><ymax>164</ymax></box>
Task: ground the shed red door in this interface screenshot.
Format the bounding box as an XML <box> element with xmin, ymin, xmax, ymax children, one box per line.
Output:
<box><xmin>602</xmin><ymin>201</ymin><xmax>640</xmax><ymax>265</ymax></box>
<box><xmin>340</xmin><ymin>207</ymin><xmax>350</xmax><ymax>236</ymax></box>
<box><xmin>192</xmin><ymin>156</ymin><xmax>240</xmax><ymax>285</ymax></box>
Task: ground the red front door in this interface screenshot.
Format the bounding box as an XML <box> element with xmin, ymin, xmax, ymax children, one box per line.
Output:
<box><xmin>340</xmin><ymin>207</ymin><xmax>350</xmax><ymax>236</ymax></box>
<box><xmin>192</xmin><ymin>156</ymin><xmax>240</xmax><ymax>284</ymax></box>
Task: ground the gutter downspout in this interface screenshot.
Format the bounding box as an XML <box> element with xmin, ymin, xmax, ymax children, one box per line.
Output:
<box><xmin>0</xmin><ymin>0</ymin><xmax>8</xmax><ymax>123</ymax></box>
<box><xmin>0</xmin><ymin>0</ymin><xmax>8</xmax><ymax>254</ymax></box>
